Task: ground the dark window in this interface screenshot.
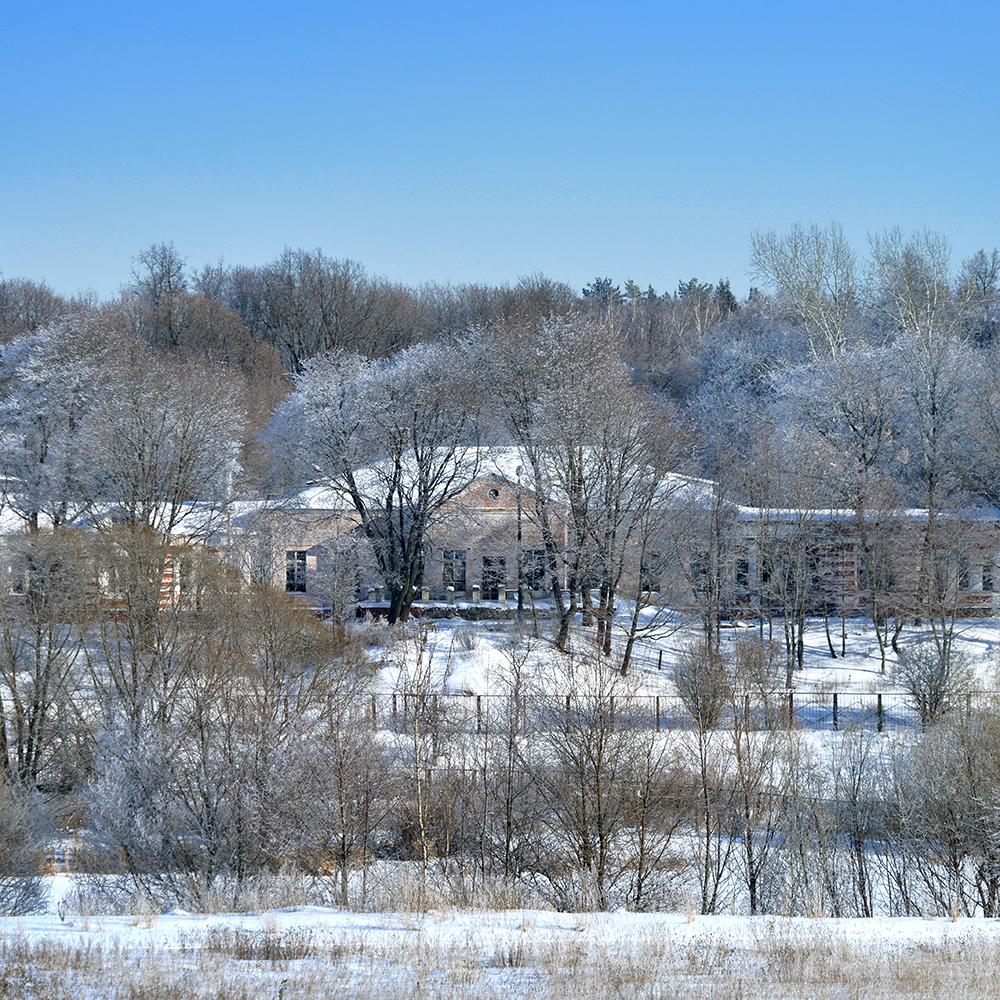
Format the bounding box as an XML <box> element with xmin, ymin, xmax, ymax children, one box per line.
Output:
<box><xmin>286</xmin><ymin>550</ymin><xmax>307</xmax><ymax>593</ymax></box>
<box><xmin>735</xmin><ymin>558</ymin><xmax>750</xmax><ymax>589</ymax></box>
<box><xmin>481</xmin><ymin>556</ymin><xmax>506</xmax><ymax>600</ymax></box>
<box><xmin>521</xmin><ymin>548</ymin><xmax>547</xmax><ymax>590</ymax></box>
<box><xmin>640</xmin><ymin>553</ymin><xmax>662</xmax><ymax>594</ymax></box>
<box><xmin>178</xmin><ymin>554</ymin><xmax>193</xmax><ymax>594</ymax></box>
<box><xmin>808</xmin><ymin>553</ymin><xmax>823</xmax><ymax>598</ymax></box>
<box><xmin>443</xmin><ymin>549</ymin><xmax>467</xmax><ymax>591</ymax></box>
<box><xmin>690</xmin><ymin>552</ymin><xmax>709</xmax><ymax>595</ymax></box>
<box><xmin>985</xmin><ymin>562</ymin><xmax>996</xmax><ymax>592</ymax></box>
<box><xmin>959</xmin><ymin>557</ymin><xmax>970</xmax><ymax>591</ymax></box>
<box><xmin>933</xmin><ymin>556</ymin><xmax>950</xmax><ymax>601</ymax></box>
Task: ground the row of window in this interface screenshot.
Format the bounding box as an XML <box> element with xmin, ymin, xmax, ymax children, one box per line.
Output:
<box><xmin>284</xmin><ymin>548</ymin><xmax>553</xmax><ymax>597</ymax></box>
<box><xmin>444</xmin><ymin>549</ymin><xmax>550</xmax><ymax>597</ymax></box>
<box><xmin>286</xmin><ymin>545</ymin><xmax>1000</xmax><ymax>600</ymax></box>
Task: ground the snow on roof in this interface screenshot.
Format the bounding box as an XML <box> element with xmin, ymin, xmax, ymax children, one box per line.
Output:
<box><xmin>734</xmin><ymin>505</ymin><xmax>1000</xmax><ymax>524</ymax></box>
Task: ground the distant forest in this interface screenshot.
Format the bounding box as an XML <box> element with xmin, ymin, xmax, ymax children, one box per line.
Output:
<box><xmin>3</xmin><ymin>224</ymin><xmax>1000</xmax><ymax>514</ymax></box>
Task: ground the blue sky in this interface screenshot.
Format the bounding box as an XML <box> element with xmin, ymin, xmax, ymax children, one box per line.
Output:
<box><xmin>3</xmin><ymin>1</ymin><xmax>999</xmax><ymax>299</ymax></box>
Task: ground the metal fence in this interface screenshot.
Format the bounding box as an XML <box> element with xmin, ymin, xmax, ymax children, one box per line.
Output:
<box><xmin>365</xmin><ymin>688</ymin><xmax>998</xmax><ymax>736</ymax></box>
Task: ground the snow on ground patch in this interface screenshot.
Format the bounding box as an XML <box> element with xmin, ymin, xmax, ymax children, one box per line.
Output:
<box><xmin>10</xmin><ymin>883</ymin><xmax>1000</xmax><ymax>1000</ymax></box>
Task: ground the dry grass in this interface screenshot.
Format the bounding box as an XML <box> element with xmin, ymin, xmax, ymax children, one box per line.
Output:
<box><xmin>2</xmin><ymin>918</ymin><xmax>1000</xmax><ymax>998</ymax></box>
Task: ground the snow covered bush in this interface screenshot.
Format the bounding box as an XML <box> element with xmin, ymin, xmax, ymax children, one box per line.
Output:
<box><xmin>0</xmin><ymin>784</ymin><xmax>49</xmax><ymax>914</ymax></box>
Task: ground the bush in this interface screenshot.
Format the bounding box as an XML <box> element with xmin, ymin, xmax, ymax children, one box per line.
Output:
<box><xmin>674</xmin><ymin>640</ymin><xmax>729</xmax><ymax>731</ymax></box>
<box><xmin>893</xmin><ymin>640</ymin><xmax>973</xmax><ymax>725</ymax></box>
<box><xmin>0</xmin><ymin>785</ymin><xmax>49</xmax><ymax>914</ymax></box>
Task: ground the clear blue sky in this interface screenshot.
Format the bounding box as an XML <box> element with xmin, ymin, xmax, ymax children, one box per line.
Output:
<box><xmin>3</xmin><ymin>0</ymin><xmax>999</xmax><ymax>300</ymax></box>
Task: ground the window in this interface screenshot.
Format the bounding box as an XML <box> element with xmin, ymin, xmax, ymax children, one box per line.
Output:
<box><xmin>521</xmin><ymin>547</ymin><xmax>547</xmax><ymax>590</ymax></box>
<box><xmin>735</xmin><ymin>558</ymin><xmax>750</xmax><ymax>589</ymax></box>
<box><xmin>481</xmin><ymin>555</ymin><xmax>506</xmax><ymax>600</ymax></box>
<box><xmin>985</xmin><ymin>561</ymin><xmax>996</xmax><ymax>592</ymax></box>
<box><xmin>760</xmin><ymin>555</ymin><xmax>773</xmax><ymax>588</ymax></box>
<box><xmin>640</xmin><ymin>553</ymin><xmax>662</xmax><ymax>594</ymax></box>
<box><xmin>442</xmin><ymin>549</ymin><xmax>467</xmax><ymax>591</ymax></box>
<box><xmin>285</xmin><ymin>550</ymin><xmax>307</xmax><ymax>593</ymax></box>
<box><xmin>689</xmin><ymin>552</ymin><xmax>709</xmax><ymax>595</ymax></box>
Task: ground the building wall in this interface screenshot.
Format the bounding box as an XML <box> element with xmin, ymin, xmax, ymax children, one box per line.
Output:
<box><xmin>231</xmin><ymin>482</ymin><xmax>1000</xmax><ymax>620</ymax></box>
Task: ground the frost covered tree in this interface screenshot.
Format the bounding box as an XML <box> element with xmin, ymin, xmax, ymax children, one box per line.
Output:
<box><xmin>0</xmin><ymin>311</ymin><xmax>244</xmax><ymax>538</ymax></box>
<box><xmin>0</xmin><ymin>313</ymin><xmax>115</xmax><ymax>530</ymax></box>
<box><xmin>0</xmin><ymin>784</ymin><xmax>49</xmax><ymax>914</ymax></box>
<box><xmin>82</xmin><ymin>579</ymin><xmax>371</xmax><ymax>910</ymax></box>
<box><xmin>871</xmin><ymin>231</ymin><xmax>977</xmax><ymax>655</ymax></box>
<box><xmin>750</xmin><ymin>221</ymin><xmax>859</xmax><ymax>357</ymax></box>
<box><xmin>0</xmin><ymin>531</ymin><xmax>90</xmax><ymax>790</ymax></box>
<box><xmin>269</xmin><ymin>341</ymin><xmax>484</xmax><ymax>624</ymax></box>
<box><xmin>482</xmin><ymin>316</ymin><xmax>686</xmax><ymax>654</ymax></box>
<box><xmin>89</xmin><ymin>335</ymin><xmax>244</xmax><ymax>540</ymax></box>
<box><xmin>774</xmin><ymin>349</ymin><xmax>906</xmax><ymax>668</ymax></box>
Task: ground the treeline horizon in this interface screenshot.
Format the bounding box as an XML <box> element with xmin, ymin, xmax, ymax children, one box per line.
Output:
<box><xmin>3</xmin><ymin>224</ymin><xmax>1000</xmax><ymax>513</ymax></box>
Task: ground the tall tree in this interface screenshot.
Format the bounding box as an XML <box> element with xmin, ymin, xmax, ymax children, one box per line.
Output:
<box><xmin>870</xmin><ymin>229</ymin><xmax>975</xmax><ymax>658</ymax></box>
<box><xmin>750</xmin><ymin>221</ymin><xmax>858</xmax><ymax>357</ymax></box>
<box><xmin>0</xmin><ymin>312</ymin><xmax>117</xmax><ymax>530</ymax></box>
<box><xmin>268</xmin><ymin>341</ymin><xmax>484</xmax><ymax>624</ymax></box>
<box><xmin>128</xmin><ymin>241</ymin><xmax>190</xmax><ymax>351</ymax></box>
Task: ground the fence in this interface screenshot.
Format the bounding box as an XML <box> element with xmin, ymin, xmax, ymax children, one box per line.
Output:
<box><xmin>366</xmin><ymin>688</ymin><xmax>1000</xmax><ymax>736</ymax></box>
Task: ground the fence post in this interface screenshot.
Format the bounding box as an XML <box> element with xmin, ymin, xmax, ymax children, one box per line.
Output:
<box><xmin>393</xmin><ymin>693</ymin><xmax>397</xmax><ymax>729</ymax></box>
<box><xmin>371</xmin><ymin>695</ymin><xmax>377</xmax><ymax>730</ymax></box>
<box><xmin>833</xmin><ymin>692</ymin><xmax>838</xmax><ymax>731</ymax></box>
<box><xmin>877</xmin><ymin>693</ymin><xmax>884</xmax><ymax>733</ymax></box>
<box><xmin>656</xmin><ymin>695</ymin><xmax>661</xmax><ymax>732</ymax></box>
<box><xmin>787</xmin><ymin>691</ymin><xmax>793</xmax><ymax>729</ymax></box>
<box><xmin>657</xmin><ymin>649</ymin><xmax>663</xmax><ymax>671</ymax></box>
<box><xmin>476</xmin><ymin>695</ymin><xmax>482</xmax><ymax>735</ymax></box>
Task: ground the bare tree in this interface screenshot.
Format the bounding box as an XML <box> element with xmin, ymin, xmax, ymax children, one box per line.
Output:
<box><xmin>0</xmin><ymin>275</ymin><xmax>69</xmax><ymax>343</ymax></box>
<box><xmin>475</xmin><ymin>631</ymin><xmax>541</xmax><ymax>888</ymax></box>
<box><xmin>675</xmin><ymin>639</ymin><xmax>735</xmax><ymax>914</ymax></box>
<box><xmin>90</xmin><ymin>336</ymin><xmax>244</xmax><ymax>540</ymax></box>
<box><xmin>893</xmin><ymin>639</ymin><xmax>974</xmax><ymax>727</ymax></box>
<box><xmin>750</xmin><ymin>221</ymin><xmax>859</xmax><ymax>357</ymax></box>
<box><xmin>724</xmin><ymin>635</ymin><xmax>787</xmax><ymax>914</ymax></box>
<box><xmin>224</xmin><ymin>250</ymin><xmax>423</xmax><ymax>371</ymax></box>
<box><xmin>269</xmin><ymin>341</ymin><xmax>484</xmax><ymax>624</ymax></box>
<box><xmin>0</xmin><ymin>531</ymin><xmax>89</xmax><ymax>790</ymax></box>
<box><xmin>128</xmin><ymin>242</ymin><xmax>190</xmax><ymax>351</ymax></box>
<box><xmin>522</xmin><ymin>652</ymin><xmax>658</xmax><ymax>910</ymax></box>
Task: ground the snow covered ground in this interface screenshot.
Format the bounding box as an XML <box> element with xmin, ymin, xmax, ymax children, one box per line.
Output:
<box><xmin>6</xmin><ymin>877</ymin><xmax>1000</xmax><ymax>998</ymax></box>
<box><xmin>372</xmin><ymin>604</ymin><xmax>1000</xmax><ymax>698</ymax></box>
<box><xmin>9</xmin><ymin>615</ymin><xmax>997</xmax><ymax>995</ymax></box>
